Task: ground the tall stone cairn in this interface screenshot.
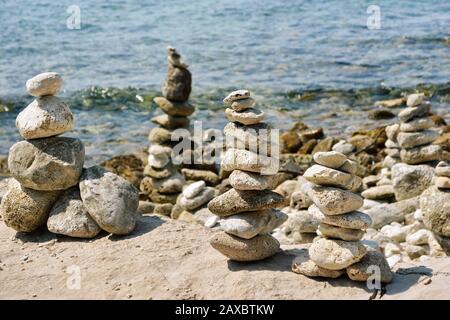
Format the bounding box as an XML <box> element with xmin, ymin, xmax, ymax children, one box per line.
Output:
<box><xmin>397</xmin><ymin>93</ymin><xmax>441</xmax><ymax>165</ymax></box>
<box><xmin>0</xmin><ymin>72</ymin><xmax>139</xmax><ymax>237</ymax></box>
<box><xmin>141</xmin><ymin>47</ymin><xmax>195</xmax><ymax>208</ymax></box>
<box><xmin>292</xmin><ymin>151</ymin><xmax>393</xmax><ymax>283</ymax></box>
<box><xmin>208</xmin><ymin>89</ymin><xmax>287</xmax><ymax>262</ymax></box>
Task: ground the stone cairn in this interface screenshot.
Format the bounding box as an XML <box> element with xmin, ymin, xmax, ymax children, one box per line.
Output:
<box><xmin>420</xmin><ymin>161</ymin><xmax>450</xmax><ymax>255</ymax></box>
<box><xmin>0</xmin><ymin>72</ymin><xmax>139</xmax><ymax>238</ymax></box>
<box><xmin>207</xmin><ymin>89</ymin><xmax>287</xmax><ymax>262</ymax></box>
<box><xmin>387</xmin><ymin>93</ymin><xmax>442</xmax><ymax>201</ymax></box>
<box><xmin>292</xmin><ymin>151</ymin><xmax>393</xmax><ymax>283</ymax></box>
<box><xmin>397</xmin><ymin>93</ymin><xmax>441</xmax><ymax>165</ymax></box>
<box><xmin>140</xmin><ymin>47</ymin><xmax>194</xmax><ymax>213</ymax></box>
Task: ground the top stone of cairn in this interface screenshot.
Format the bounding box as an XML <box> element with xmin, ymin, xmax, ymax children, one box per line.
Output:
<box><xmin>167</xmin><ymin>46</ymin><xmax>188</xmax><ymax>69</ymax></box>
<box><xmin>223</xmin><ymin>90</ymin><xmax>251</xmax><ymax>104</ymax></box>
<box><xmin>26</xmin><ymin>72</ymin><xmax>63</xmax><ymax>97</ymax></box>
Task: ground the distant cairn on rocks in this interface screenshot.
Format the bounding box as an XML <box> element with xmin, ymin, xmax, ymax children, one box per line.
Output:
<box><xmin>140</xmin><ymin>47</ymin><xmax>194</xmax><ymax>212</ymax></box>
<box><xmin>419</xmin><ymin>161</ymin><xmax>450</xmax><ymax>255</ymax></box>
<box><xmin>388</xmin><ymin>93</ymin><xmax>445</xmax><ymax>201</ymax></box>
<box><xmin>0</xmin><ymin>72</ymin><xmax>139</xmax><ymax>238</ymax></box>
<box><xmin>208</xmin><ymin>89</ymin><xmax>287</xmax><ymax>262</ymax></box>
<box><xmin>292</xmin><ymin>150</ymin><xmax>393</xmax><ymax>283</ymax></box>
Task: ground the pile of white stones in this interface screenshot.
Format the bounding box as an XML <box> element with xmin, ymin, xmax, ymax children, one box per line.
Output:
<box><xmin>171</xmin><ymin>180</ymin><xmax>216</xmax><ymax>221</ymax></box>
<box><xmin>397</xmin><ymin>93</ymin><xmax>441</xmax><ymax>165</ymax></box>
<box><xmin>140</xmin><ymin>47</ymin><xmax>193</xmax><ymax>209</ymax></box>
<box><xmin>0</xmin><ymin>73</ymin><xmax>139</xmax><ymax>237</ymax></box>
<box><xmin>292</xmin><ymin>151</ymin><xmax>393</xmax><ymax>283</ymax></box>
<box><xmin>208</xmin><ymin>90</ymin><xmax>287</xmax><ymax>262</ymax></box>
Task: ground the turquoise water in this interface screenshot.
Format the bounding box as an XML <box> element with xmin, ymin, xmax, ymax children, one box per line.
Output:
<box><xmin>1</xmin><ymin>0</ymin><xmax>449</xmax><ymax>163</ymax></box>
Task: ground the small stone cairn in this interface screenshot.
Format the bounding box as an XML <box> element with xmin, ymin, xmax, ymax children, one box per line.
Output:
<box><xmin>141</xmin><ymin>47</ymin><xmax>194</xmax><ymax>209</ymax></box>
<box><xmin>397</xmin><ymin>93</ymin><xmax>441</xmax><ymax>165</ymax></box>
<box><xmin>0</xmin><ymin>72</ymin><xmax>139</xmax><ymax>238</ymax></box>
<box><xmin>208</xmin><ymin>90</ymin><xmax>287</xmax><ymax>262</ymax></box>
<box><xmin>292</xmin><ymin>151</ymin><xmax>393</xmax><ymax>283</ymax></box>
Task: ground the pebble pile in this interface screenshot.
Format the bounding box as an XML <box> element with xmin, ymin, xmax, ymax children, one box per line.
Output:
<box><xmin>397</xmin><ymin>93</ymin><xmax>441</xmax><ymax>165</ymax></box>
<box><xmin>293</xmin><ymin>151</ymin><xmax>393</xmax><ymax>283</ymax></box>
<box><xmin>0</xmin><ymin>72</ymin><xmax>139</xmax><ymax>237</ymax></box>
<box><xmin>141</xmin><ymin>47</ymin><xmax>193</xmax><ymax>209</ymax></box>
<box><xmin>208</xmin><ymin>90</ymin><xmax>287</xmax><ymax>262</ymax></box>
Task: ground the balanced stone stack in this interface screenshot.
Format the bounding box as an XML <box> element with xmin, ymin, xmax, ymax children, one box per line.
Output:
<box><xmin>141</xmin><ymin>47</ymin><xmax>193</xmax><ymax>207</ymax></box>
<box><xmin>293</xmin><ymin>151</ymin><xmax>392</xmax><ymax>283</ymax></box>
<box><xmin>389</xmin><ymin>93</ymin><xmax>442</xmax><ymax>201</ymax></box>
<box><xmin>397</xmin><ymin>93</ymin><xmax>441</xmax><ymax>165</ymax></box>
<box><xmin>208</xmin><ymin>90</ymin><xmax>287</xmax><ymax>262</ymax></box>
<box><xmin>0</xmin><ymin>72</ymin><xmax>138</xmax><ymax>237</ymax></box>
<box><xmin>171</xmin><ymin>180</ymin><xmax>216</xmax><ymax>220</ymax></box>
<box><xmin>420</xmin><ymin>161</ymin><xmax>450</xmax><ymax>255</ymax></box>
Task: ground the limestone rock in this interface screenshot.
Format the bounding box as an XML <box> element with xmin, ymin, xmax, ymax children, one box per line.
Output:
<box><xmin>16</xmin><ymin>96</ymin><xmax>74</xmax><ymax>139</ymax></box>
<box><xmin>179</xmin><ymin>186</ymin><xmax>215</xmax><ymax>210</ymax></box>
<box><xmin>223</xmin><ymin>90</ymin><xmax>250</xmax><ymax>104</ymax></box>
<box><xmin>346</xmin><ymin>250</ymin><xmax>393</xmax><ymax>283</ymax></box>
<box><xmin>309</xmin><ymin>238</ymin><xmax>367</xmax><ymax>270</ymax></box>
<box><xmin>398</xmin><ymin>103</ymin><xmax>430</xmax><ymax>122</ymax></box>
<box><xmin>420</xmin><ymin>186</ymin><xmax>450</xmax><ymax>237</ymax></box>
<box><xmin>47</xmin><ymin>187</ymin><xmax>101</xmax><ymax>238</ymax></box>
<box><xmin>309</xmin><ymin>205</ymin><xmax>371</xmax><ymax>229</ymax></box>
<box><xmin>144</xmin><ymin>162</ymin><xmax>177</xmax><ymax>179</ymax></box>
<box><xmin>183</xmin><ymin>181</ymin><xmax>205</xmax><ymax>199</ymax></box>
<box><xmin>149</xmin><ymin>190</ymin><xmax>178</xmax><ymax>204</ymax></box>
<box><xmin>79</xmin><ymin>166</ymin><xmax>138</xmax><ymax>235</ymax></box>
<box><xmin>0</xmin><ymin>179</ymin><xmax>60</xmax><ymax>232</ymax></box>
<box><xmin>363</xmin><ymin>196</ymin><xmax>419</xmax><ymax>229</ymax></box>
<box><xmin>231</xmin><ymin>98</ymin><xmax>255</xmax><ymax>112</ymax></box>
<box><xmin>436</xmin><ymin>176</ymin><xmax>450</xmax><ymax>189</ymax></box>
<box><xmin>313</xmin><ymin>151</ymin><xmax>347</xmax><ymax>168</ymax></box>
<box><xmin>148</xmin><ymin>172</ymin><xmax>185</xmax><ymax>193</ymax></box>
<box><xmin>435</xmin><ymin>161</ymin><xmax>450</xmax><ymax>177</ymax></box>
<box><xmin>148</xmin><ymin>127</ymin><xmax>173</xmax><ymax>145</ymax></box>
<box><xmin>221</xmin><ymin>148</ymin><xmax>278</xmax><ymax>175</ymax></box>
<box><xmin>399</xmin><ymin>116</ymin><xmax>434</xmax><ymax>132</ymax></box>
<box><xmin>153</xmin><ymin>97</ymin><xmax>195</xmax><ymax>117</ymax></box>
<box><xmin>406</xmin><ymin>93</ymin><xmax>425</xmax><ymax>107</ymax></box>
<box><xmin>8</xmin><ymin>137</ymin><xmax>84</xmax><ymax>191</ymax></box>
<box><xmin>162</xmin><ymin>64</ymin><xmax>191</xmax><ymax>102</ymax></box>
<box><xmin>290</xmin><ymin>189</ymin><xmax>313</xmax><ymax>210</ymax></box>
<box><xmin>208</xmin><ymin>188</ymin><xmax>284</xmax><ymax>216</ymax></box>
<box><xmin>332</xmin><ymin>140</ymin><xmax>355</xmax><ymax>155</ymax></box>
<box><xmin>361</xmin><ymin>185</ymin><xmax>395</xmax><ymax>201</ymax></box>
<box><xmin>181</xmin><ymin>168</ymin><xmax>220</xmax><ymax>186</ymax></box>
<box><xmin>225</xmin><ymin>108</ymin><xmax>264</xmax><ymax>126</ymax></box>
<box><xmin>26</xmin><ymin>72</ymin><xmax>63</xmax><ymax>97</ymax></box>
<box><xmin>151</xmin><ymin>114</ymin><xmax>189</xmax><ymax>129</ymax></box>
<box><xmin>281</xmin><ymin>208</ymin><xmax>320</xmax><ymax>234</ymax></box>
<box><xmin>210</xmin><ymin>232</ymin><xmax>280</xmax><ymax>261</ymax></box>
<box><xmin>400</xmin><ymin>144</ymin><xmax>442</xmax><ymax>164</ymax></box>
<box><xmin>303</xmin><ymin>165</ymin><xmax>362</xmax><ymax>191</ymax></box>
<box><xmin>397</xmin><ymin>130</ymin><xmax>439</xmax><ymax>149</ymax></box>
<box><xmin>292</xmin><ymin>248</ymin><xmax>344</xmax><ymax>278</ymax></box>
<box><xmin>392</xmin><ymin>163</ymin><xmax>434</xmax><ymax>200</ymax></box>
<box><xmin>305</xmin><ymin>185</ymin><xmax>363</xmax><ymax>216</ymax></box>
<box><xmin>224</xmin><ymin>122</ymin><xmax>277</xmax><ymax>156</ymax></box>
<box><xmin>318</xmin><ymin>223</ymin><xmax>364</xmax><ymax>241</ymax></box>
<box><xmin>385</xmin><ymin>124</ymin><xmax>399</xmax><ymax>141</ymax></box>
<box><xmin>229</xmin><ymin>170</ymin><xmax>274</xmax><ymax>191</ymax></box>
<box><xmin>219</xmin><ymin>209</ymin><xmax>287</xmax><ymax>239</ymax></box>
